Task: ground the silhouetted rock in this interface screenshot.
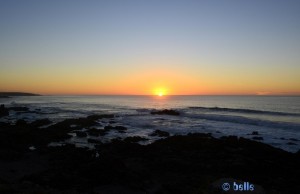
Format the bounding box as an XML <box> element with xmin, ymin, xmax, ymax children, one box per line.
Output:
<box><xmin>88</xmin><ymin>128</ymin><xmax>108</xmax><ymax>136</ymax></box>
<box><xmin>75</xmin><ymin>131</ymin><xmax>87</xmax><ymax>137</ymax></box>
<box><xmin>0</xmin><ymin>104</ymin><xmax>9</xmax><ymax>117</ymax></box>
<box><xmin>104</xmin><ymin>125</ymin><xmax>114</xmax><ymax>130</ymax></box>
<box><xmin>87</xmin><ymin>138</ymin><xmax>103</xmax><ymax>144</ymax></box>
<box><xmin>123</xmin><ymin>136</ymin><xmax>148</xmax><ymax>143</ymax></box>
<box><xmin>104</xmin><ymin>125</ymin><xmax>127</xmax><ymax>131</ymax></box>
<box><xmin>115</xmin><ymin>125</ymin><xmax>127</xmax><ymax>131</ymax></box>
<box><xmin>253</xmin><ymin>136</ymin><xmax>264</xmax><ymax>140</ymax></box>
<box><xmin>16</xmin><ymin>119</ymin><xmax>27</xmax><ymax>126</ymax></box>
<box><xmin>150</xmin><ymin>130</ymin><xmax>170</xmax><ymax>137</ymax></box>
<box><xmin>252</xmin><ymin>131</ymin><xmax>259</xmax><ymax>135</ymax></box>
<box><xmin>30</xmin><ymin>119</ymin><xmax>51</xmax><ymax>128</ymax></box>
<box><xmin>151</xmin><ymin>109</ymin><xmax>180</xmax><ymax>116</ymax></box>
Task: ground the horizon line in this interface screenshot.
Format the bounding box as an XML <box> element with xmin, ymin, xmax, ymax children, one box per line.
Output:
<box><xmin>1</xmin><ymin>92</ymin><xmax>300</xmax><ymax>97</ymax></box>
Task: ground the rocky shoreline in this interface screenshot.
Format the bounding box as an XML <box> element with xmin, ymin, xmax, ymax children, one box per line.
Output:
<box><xmin>0</xmin><ymin>105</ymin><xmax>299</xmax><ymax>193</ymax></box>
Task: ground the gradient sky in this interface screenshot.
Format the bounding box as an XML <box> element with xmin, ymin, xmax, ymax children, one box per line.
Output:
<box><xmin>0</xmin><ymin>0</ymin><xmax>299</xmax><ymax>95</ymax></box>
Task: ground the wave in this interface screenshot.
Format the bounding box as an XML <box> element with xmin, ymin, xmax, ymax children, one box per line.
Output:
<box><xmin>182</xmin><ymin>112</ymin><xmax>300</xmax><ymax>131</ymax></box>
<box><xmin>188</xmin><ymin>106</ymin><xmax>300</xmax><ymax>116</ymax></box>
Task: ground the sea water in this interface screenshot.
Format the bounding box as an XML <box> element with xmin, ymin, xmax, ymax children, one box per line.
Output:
<box><xmin>1</xmin><ymin>95</ymin><xmax>299</xmax><ymax>152</ymax></box>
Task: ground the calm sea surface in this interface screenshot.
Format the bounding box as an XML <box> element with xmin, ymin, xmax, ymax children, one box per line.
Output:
<box><xmin>1</xmin><ymin>95</ymin><xmax>299</xmax><ymax>152</ymax></box>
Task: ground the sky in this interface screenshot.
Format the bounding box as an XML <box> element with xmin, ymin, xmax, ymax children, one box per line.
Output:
<box><xmin>0</xmin><ymin>0</ymin><xmax>299</xmax><ymax>95</ymax></box>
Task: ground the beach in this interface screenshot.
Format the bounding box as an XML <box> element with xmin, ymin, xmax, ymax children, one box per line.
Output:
<box><xmin>0</xmin><ymin>96</ymin><xmax>300</xmax><ymax>193</ymax></box>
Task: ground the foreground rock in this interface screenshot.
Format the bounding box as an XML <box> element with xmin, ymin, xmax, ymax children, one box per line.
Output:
<box><xmin>0</xmin><ymin>114</ymin><xmax>114</xmax><ymax>151</ymax></box>
<box><xmin>150</xmin><ymin>129</ymin><xmax>170</xmax><ymax>137</ymax></box>
<box><xmin>123</xmin><ymin>136</ymin><xmax>148</xmax><ymax>143</ymax></box>
<box><xmin>0</xmin><ymin>128</ymin><xmax>299</xmax><ymax>193</ymax></box>
<box><xmin>0</xmin><ymin>104</ymin><xmax>9</xmax><ymax>117</ymax></box>
<box><xmin>104</xmin><ymin>125</ymin><xmax>127</xmax><ymax>132</ymax></box>
<box><xmin>30</xmin><ymin>119</ymin><xmax>52</xmax><ymax>128</ymax></box>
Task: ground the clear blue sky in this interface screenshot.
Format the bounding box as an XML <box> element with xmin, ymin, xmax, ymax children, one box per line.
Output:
<box><xmin>1</xmin><ymin>0</ymin><xmax>299</xmax><ymax>95</ymax></box>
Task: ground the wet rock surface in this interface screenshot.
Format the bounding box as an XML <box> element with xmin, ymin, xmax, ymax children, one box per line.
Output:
<box><xmin>0</xmin><ymin>115</ymin><xmax>299</xmax><ymax>193</ymax></box>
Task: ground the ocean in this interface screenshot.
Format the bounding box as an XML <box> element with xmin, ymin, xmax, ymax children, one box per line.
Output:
<box><xmin>1</xmin><ymin>95</ymin><xmax>299</xmax><ymax>152</ymax></box>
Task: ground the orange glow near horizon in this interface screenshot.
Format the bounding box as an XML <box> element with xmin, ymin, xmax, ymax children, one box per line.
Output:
<box><xmin>1</xmin><ymin>63</ymin><xmax>299</xmax><ymax>96</ymax></box>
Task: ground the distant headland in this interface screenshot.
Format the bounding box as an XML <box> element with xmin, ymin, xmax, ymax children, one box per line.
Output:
<box><xmin>0</xmin><ymin>92</ymin><xmax>41</xmax><ymax>98</ymax></box>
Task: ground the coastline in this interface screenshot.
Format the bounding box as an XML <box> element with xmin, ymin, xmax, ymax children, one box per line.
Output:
<box><xmin>0</xmin><ymin>92</ymin><xmax>40</xmax><ymax>98</ymax></box>
<box><xmin>0</xmin><ymin>105</ymin><xmax>299</xmax><ymax>193</ymax></box>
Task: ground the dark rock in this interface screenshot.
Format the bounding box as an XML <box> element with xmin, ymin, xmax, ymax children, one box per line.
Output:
<box><xmin>88</xmin><ymin>131</ymin><xmax>100</xmax><ymax>137</ymax></box>
<box><xmin>30</xmin><ymin>119</ymin><xmax>51</xmax><ymax>128</ymax></box>
<box><xmin>252</xmin><ymin>136</ymin><xmax>264</xmax><ymax>140</ymax></box>
<box><xmin>123</xmin><ymin>136</ymin><xmax>148</xmax><ymax>143</ymax></box>
<box><xmin>51</xmin><ymin>114</ymin><xmax>114</xmax><ymax>129</ymax></box>
<box><xmin>104</xmin><ymin>125</ymin><xmax>127</xmax><ymax>131</ymax></box>
<box><xmin>87</xmin><ymin>138</ymin><xmax>102</xmax><ymax>144</ymax></box>
<box><xmin>251</xmin><ymin>131</ymin><xmax>259</xmax><ymax>135</ymax></box>
<box><xmin>0</xmin><ymin>122</ymin><xmax>10</xmax><ymax>127</ymax></box>
<box><xmin>150</xmin><ymin>130</ymin><xmax>170</xmax><ymax>137</ymax></box>
<box><xmin>104</xmin><ymin>125</ymin><xmax>115</xmax><ymax>130</ymax></box>
<box><xmin>115</xmin><ymin>126</ymin><xmax>127</xmax><ymax>131</ymax></box>
<box><xmin>287</xmin><ymin>142</ymin><xmax>297</xmax><ymax>145</ymax></box>
<box><xmin>75</xmin><ymin>131</ymin><xmax>87</xmax><ymax>137</ymax></box>
<box><xmin>0</xmin><ymin>104</ymin><xmax>9</xmax><ymax>117</ymax></box>
<box><xmin>187</xmin><ymin>133</ymin><xmax>212</xmax><ymax>138</ymax></box>
<box><xmin>88</xmin><ymin>128</ymin><xmax>108</xmax><ymax>137</ymax></box>
<box><xmin>110</xmin><ymin>137</ymin><xmax>122</xmax><ymax>143</ymax></box>
<box><xmin>0</xmin><ymin>132</ymin><xmax>299</xmax><ymax>193</ymax></box>
<box><xmin>15</xmin><ymin>119</ymin><xmax>27</xmax><ymax>126</ymax></box>
<box><xmin>150</xmin><ymin>109</ymin><xmax>180</xmax><ymax>116</ymax></box>
<box><xmin>289</xmin><ymin>138</ymin><xmax>299</xmax><ymax>142</ymax></box>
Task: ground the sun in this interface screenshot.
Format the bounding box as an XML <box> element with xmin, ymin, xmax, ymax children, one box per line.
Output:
<box><xmin>154</xmin><ymin>88</ymin><xmax>167</xmax><ymax>96</ymax></box>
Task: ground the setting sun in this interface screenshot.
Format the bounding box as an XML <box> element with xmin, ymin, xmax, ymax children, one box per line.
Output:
<box><xmin>154</xmin><ymin>88</ymin><xmax>167</xmax><ymax>96</ymax></box>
